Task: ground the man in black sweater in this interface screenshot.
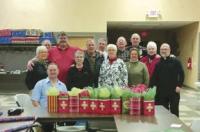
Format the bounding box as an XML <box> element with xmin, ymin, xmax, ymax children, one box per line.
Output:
<box><xmin>150</xmin><ymin>43</ymin><xmax>184</xmax><ymax>117</ymax></box>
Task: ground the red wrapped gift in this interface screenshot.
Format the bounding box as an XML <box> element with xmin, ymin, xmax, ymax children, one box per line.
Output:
<box><xmin>58</xmin><ymin>92</ymin><xmax>69</xmax><ymax>113</ymax></box>
<box><xmin>11</xmin><ymin>37</ymin><xmax>25</xmax><ymax>44</ymax></box>
<box><xmin>89</xmin><ymin>99</ymin><xmax>98</xmax><ymax>113</ymax></box>
<box><xmin>110</xmin><ymin>99</ymin><xmax>121</xmax><ymax>114</ymax></box>
<box><xmin>79</xmin><ymin>99</ymin><xmax>90</xmax><ymax>113</ymax></box>
<box><xmin>143</xmin><ymin>100</ymin><xmax>155</xmax><ymax>116</ymax></box>
<box><xmin>98</xmin><ymin>99</ymin><xmax>111</xmax><ymax>114</ymax></box>
<box><xmin>79</xmin><ymin>89</ymin><xmax>90</xmax><ymax>113</ymax></box>
<box><xmin>69</xmin><ymin>96</ymin><xmax>79</xmax><ymax>113</ymax></box>
<box><xmin>0</xmin><ymin>29</ymin><xmax>11</xmax><ymax>37</ymax></box>
<box><xmin>129</xmin><ymin>97</ymin><xmax>141</xmax><ymax>115</ymax></box>
<box><xmin>48</xmin><ymin>95</ymin><xmax>58</xmax><ymax>113</ymax></box>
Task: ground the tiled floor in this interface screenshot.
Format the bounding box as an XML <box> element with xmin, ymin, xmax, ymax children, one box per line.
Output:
<box><xmin>1</xmin><ymin>87</ymin><xmax>200</xmax><ymax>127</ymax></box>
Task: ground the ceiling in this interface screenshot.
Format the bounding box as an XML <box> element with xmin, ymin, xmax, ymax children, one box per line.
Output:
<box><xmin>107</xmin><ymin>21</ymin><xmax>198</xmax><ymax>30</ymax></box>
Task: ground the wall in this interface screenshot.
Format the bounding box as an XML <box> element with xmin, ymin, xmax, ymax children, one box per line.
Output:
<box><xmin>0</xmin><ymin>0</ymin><xmax>200</xmax><ymax>32</ymax></box>
<box><xmin>176</xmin><ymin>23</ymin><xmax>199</xmax><ymax>88</ymax></box>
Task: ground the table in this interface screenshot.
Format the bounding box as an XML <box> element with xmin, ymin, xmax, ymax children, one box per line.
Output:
<box><xmin>0</xmin><ymin>106</ymin><xmax>192</xmax><ymax>132</ymax></box>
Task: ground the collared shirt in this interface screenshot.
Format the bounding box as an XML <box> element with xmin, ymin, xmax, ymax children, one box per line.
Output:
<box><xmin>31</xmin><ymin>77</ymin><xmax>67</xmax><ymax>108</ymax></box>
<box><xmin>48</xmin><ymin>46</ymin><xmax>79</xmax><ymax>83</ymax></box>
<box><xmin>117</xmin><ymin>49</ymin><xmax>130</xmax><ymax>62</ymax></box>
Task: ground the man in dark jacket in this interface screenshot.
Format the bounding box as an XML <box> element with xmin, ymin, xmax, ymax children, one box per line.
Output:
<box><xmin>84</xmin><ymin>39</ymin><xmax>104</xmax><ymax>87</ymax></box>
<box><xmin>150</xmin><ymin>43</ymin><xmax>184</xmax><ymax>117</ymax></box>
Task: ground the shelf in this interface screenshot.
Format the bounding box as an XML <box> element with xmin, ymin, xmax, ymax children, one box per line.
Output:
<box><xmin>0</xmin><ymin>43</ymin><xmax>39</xmax><ymax>51</ymax></box>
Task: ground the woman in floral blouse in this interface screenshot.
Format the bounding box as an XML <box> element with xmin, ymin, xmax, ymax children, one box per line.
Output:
<box><xmin>98</xmin><ymin>44</ymin><xmax>128</xmax><ymax>87</ymax></box>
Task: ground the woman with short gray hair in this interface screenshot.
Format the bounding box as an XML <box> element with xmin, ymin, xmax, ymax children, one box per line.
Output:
<box><xmin>98</xmin><ymin>44</ymin><xmax>128</xmax><ymax>87</ymax></box>
<box><xmin>25</xmin><ymin>46</ymin><xmax>49</xmax><ymax>91</ymax></box>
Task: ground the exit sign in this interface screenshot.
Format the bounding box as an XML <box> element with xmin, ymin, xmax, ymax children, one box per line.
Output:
<box><xmin>146</xmin><ymin>9</ymin><xmax>161</xmax><ymax>18</ymax></box>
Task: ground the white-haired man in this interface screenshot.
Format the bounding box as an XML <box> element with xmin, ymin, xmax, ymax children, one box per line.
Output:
<box><xmin>150</xmin><ymin>43</ymin><xmax>184</xmax><ymax>117</ymax></box>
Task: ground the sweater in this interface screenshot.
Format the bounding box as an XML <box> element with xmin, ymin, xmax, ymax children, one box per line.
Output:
<box><xmin>25</xmin><ymin>61</ymin><xmax>48</xmax><ymax>90</ymax></box>
<box><xmin>140</xmin><ymin>54</ymin><xmax>160</xmax><ymax>79</ymax></box>
<box><xmin>67</xmin><ymin>65</ymin><xmax>93</xmax><ymax>91</ymax></box>
<box><xmin>126</xmin><ymin>61</ymin><xmax>149</xmax><ymax>86</ymax></box>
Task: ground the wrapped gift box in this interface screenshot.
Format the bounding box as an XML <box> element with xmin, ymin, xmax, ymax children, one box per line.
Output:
<box><xmin>11</xmin><ymin>37</ymin><xmax>25</xmax><ymax>44</ymax></box>
<box><xmin>0</xmin><ymin>29</ymin><xmax>11</xmax><ymax>37</ymax></box>
<box><xmin>122</xmin><ymin>97</ymin><xmax>130</xmax><ymax>114</ymax></box>
<box><xmin>48</xmin><ymin>95</ymin><xmax>58</xmax><ymax>113</ymax></box>
<box><xmin>0</xmin><ymin>37</ymin><xmax>11</xmax><ymax>44</ymax></box>
<box><xmin>129</xmin><ymin>97</ymin><xmax>141</xmax><ymax>115</ymax></box>
<box><xmin>143</xmin><ymin>100</ymin><xmax>155</xmax><ymax>116</ymax></box>
<box><xmin>11</xmin><ymin>30</ymin><xmax>26</xmax><ymax>37</ymax></box>
<box><xmin>98</xmin><ymin>99</ymin><xmax>111</xmax><ymax>114</ymax></box>
<box><xmin>110</xmin><ymin>99</ymin><xmax>121</xmax><ymax>114</ymax></box>
<box><xmin>39</xmin><ymin>37</ymin><xmax>57</xmax><ymax>45</ymax></box>
<box><xmin>79</xmin><ymin>98</ymin><xmax>90</xmax><ymax>113</ymax></box>
<box><xmin>26</xmin><ymin>29</ymin><xmax>42</xmax><ymax>37</ymax></box>
<box><xmin>58</xmin><ymin>93</ymin><xmax>69</xmax><ymax>113</ymax></box>
<box><xmin>69</xmin><ymin>96</ymin><xmax>79</xmax><ymax>113</ymax></box>
<box><xmin>89</xmin><ymin>99</ymin><xmax>98</xmax><ymax>113</ymax></box>
<box><xmin>42</xmin><ymin>32</ymin><xmax>53</xmax><ymax>38</ymax></box>
<box><xmin>25</xmin><ymin>37</ymin><xmax>39</xmax><ymax>44</ymax></box>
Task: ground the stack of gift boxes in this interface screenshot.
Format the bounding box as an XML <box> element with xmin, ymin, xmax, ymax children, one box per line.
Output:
<box><xmin>48</xmin><ymin>85</ymin><xmax>156</xmax><ymax>116</ymax></box>
<box><xmin>0</xmin><ymin>29</ymin><xmax>12</xmax><ymax>44</ymax></box>
<box><xmin>0</xmin><ymin>29</ymin><xmax>56</xmax><ymax>45</ymax></box>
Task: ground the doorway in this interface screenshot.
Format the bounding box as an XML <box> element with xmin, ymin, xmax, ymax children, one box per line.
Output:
<box><xmin>107</xmin><ymin>21</ymin><xmax>199</xmax><ymax>88</ymax></box>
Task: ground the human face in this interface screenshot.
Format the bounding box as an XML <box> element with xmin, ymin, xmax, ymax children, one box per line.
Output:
<box><xmin>98</xmin><ymin>42</ymin><xmax>107</xmax><ymax>52</ymax></box>
<box><xmin>131</xmin><ymin>35</ymin><xmax>140</xmax><ymax>47</ymax></box>
<box><xmin>38</xmin><ymin>50</ymin><xmax>48</xmax><ymax>61</ymax></box>
<box><xmin>108</xmin><ymin>48</ymin><xmax>117</xmax><ymax>59</ymax></box>
<box><xmin>43</xmin><ymin>42</ymin><xmax>51</xmax><ymax>50</ymax></box>
<box><xmin>58</xmin><ymin>36</ymin><xmax>69</xmax><ymax>50</ymax></box>
<box><xmin>160</xmin><ymin>44</ymin><xmax>170</xmax><ymax>58</ymax></box>
<box><xmin>147</xmin><ymin>46</ymin><xmax>157</xmax><ymax>56</ymax></box>
<box><xmin>117</xmin><ymin>39</ymin><xmax>126</xmax><ymax>50</ymax></box>
<box><xmin>75</xmin><ymin>53</ymin><xmax>84</xmax><ymax>65</ymax></box>
<box><xmin>87</xmin><ymin>40</ymin><xmax>96</xmax><ymax>53</ymax></box>
<box><xmin>130</xmin><ymin>50</ymin><xmax>139</xmax><ymax>61</ymax></box>
<box><xmin>47</xmin><ymin>64</ymin><xmax>59</xmax><ymax>79</ymax></box>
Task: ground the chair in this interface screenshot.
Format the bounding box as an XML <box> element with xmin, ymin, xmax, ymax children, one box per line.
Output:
<box><xmin>191</xmin><ymin>120</ymin><xmax>200</xmax><ymax>132</ymax></box>
<box><xmin>14</xmin><ymin>94</ymin><xmax>33</xmax><ymax>108</ymax></box>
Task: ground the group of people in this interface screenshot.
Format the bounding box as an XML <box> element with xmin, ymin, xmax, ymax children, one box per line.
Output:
<box><xmin>25</xmin><ymin>32</ymin><xmax>184</xmax><ymax>131</ymax></box>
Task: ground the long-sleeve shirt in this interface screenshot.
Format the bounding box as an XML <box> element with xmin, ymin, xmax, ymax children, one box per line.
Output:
<box><xmin>31</xmin><ymin>77</ymin><xmax>67</xmax><ymax>108</ymax></box>
<box><xmin>140</xmin><ymin>54</ymin><xmax>160</xmax><ymax>79</ymax></box>
<box><xmin>126</xmin><ymin>61</ymin><xmax>149</xmax><ymax>86</ymax></box>
<box><xmin>150</xmin><ymin>56</ymin><xmax>184</xmax><ymax>96</ymax></box>
<box><xmin>25</xmin><ymin>61</ymin><xmax>48</xmax><ymax>90</ymax></box>
<box><xmin>98</xmin><ymin>58</ymin><xmax>128</xmax><ymax>87</ymax></box>
<box><xmin>67</xmin><ymin>65</ymin><xmax>93</xmax><ymax>90</ymax></box>
<box><xmin>48</xmin><ymin>46</ymin><xmax>79</xmax><ymax>84</ymax></box>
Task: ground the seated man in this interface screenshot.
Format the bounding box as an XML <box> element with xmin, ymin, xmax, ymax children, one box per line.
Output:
<box><xmin>32</xmin><ymin>63</ymin><xmax>67</xmax><ymax>131</ymax></box>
